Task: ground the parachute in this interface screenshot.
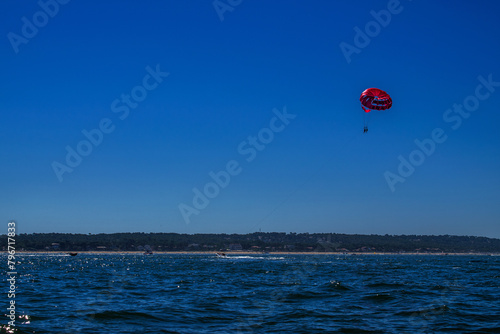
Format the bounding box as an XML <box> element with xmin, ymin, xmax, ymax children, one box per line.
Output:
<box><xmin>360</xmin><ymin>88</ymin><xmax>392</xmax><ymax>133</ymax></box>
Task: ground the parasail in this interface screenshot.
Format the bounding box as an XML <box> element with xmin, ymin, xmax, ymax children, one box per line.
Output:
<box><xmin>360</xmin><ymin>88</ymin><xmax>392</xmax><ymax>133</ymax></box>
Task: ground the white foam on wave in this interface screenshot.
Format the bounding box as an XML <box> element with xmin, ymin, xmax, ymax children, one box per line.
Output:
<box><xmin>219</xmin><ymin>256</ymin><xmax>285</xmax><ymax>260</ymax></box>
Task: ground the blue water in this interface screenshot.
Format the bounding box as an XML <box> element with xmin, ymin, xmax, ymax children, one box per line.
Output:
<box><xmin>3</xmin><ymin>254</ymin><xmax>500</xmax><ymax>333</ymax></box>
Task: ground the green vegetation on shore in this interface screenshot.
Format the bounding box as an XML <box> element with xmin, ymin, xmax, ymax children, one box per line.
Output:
<box><xmin>2</xmin><ymin>232</ymin><xmax>500</xmax><ymax>253</ymax></box>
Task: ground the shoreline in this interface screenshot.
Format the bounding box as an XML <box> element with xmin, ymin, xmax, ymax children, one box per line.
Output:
<box><xmin>9</xmin><ymin>251</ymin><xmax>500</xmax><ymax>256</ymax></box>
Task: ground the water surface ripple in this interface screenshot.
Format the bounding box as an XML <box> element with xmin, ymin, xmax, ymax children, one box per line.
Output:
<box><xmin>3</xmin><ymin>254</ymin><xmax>500</xmax><ymax>333</ymax></box>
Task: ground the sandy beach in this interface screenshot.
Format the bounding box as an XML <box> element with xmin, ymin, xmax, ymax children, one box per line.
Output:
<box><xmin>12</xmin><ymin>251</ymin><xmax>499</xmax><ymax>256</ymax></box>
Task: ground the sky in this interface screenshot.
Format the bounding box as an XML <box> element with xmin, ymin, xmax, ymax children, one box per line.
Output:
<box><xmin>1</xmin><ymin>0</ymin><xmax>499</xmax><ymax>237</ymax></box>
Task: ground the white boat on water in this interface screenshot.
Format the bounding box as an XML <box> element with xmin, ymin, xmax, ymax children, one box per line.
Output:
<box><xmin>216</xmin><ymin>252</ymin><xmax>227</xmax><ymax>258</ymax></box>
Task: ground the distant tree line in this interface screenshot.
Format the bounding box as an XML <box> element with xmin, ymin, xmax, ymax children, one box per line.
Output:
<box><xmin>2</xmin><ymin>232</ymin><xmax>500</xmax><ymax>253</ymax></box>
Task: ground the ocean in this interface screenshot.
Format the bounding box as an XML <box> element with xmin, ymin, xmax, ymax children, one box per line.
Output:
<box><xmin>3</xmin><ymin>254</ymin><xmax>499</xmax><ymax>333</ymax></box>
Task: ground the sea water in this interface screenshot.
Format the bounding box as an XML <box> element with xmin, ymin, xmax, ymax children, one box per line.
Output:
<box><xmin>2</xmin><ymin>254</ymin><xmax>499</xmax><ymax>333</ymax></box>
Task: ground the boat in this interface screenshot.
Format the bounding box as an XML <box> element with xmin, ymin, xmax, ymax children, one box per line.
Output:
<box><xmin>144</xmin><ymin>245</ymin><xmax>153</xmax><ymax>255</ymax></box>
<box><xmin>68</xmin><ymin>252</ymin><xmax>78</xmax><ymax>256</ymax></box>
<box><xmin>216</xmin><ymin>252</ymin><xmax>227</xmax><ymax>258</ymax></box>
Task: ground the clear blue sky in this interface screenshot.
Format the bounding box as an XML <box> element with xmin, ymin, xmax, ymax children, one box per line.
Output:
<box><xmin>1</xmin><ymin>0</ymin><xmax>499</xmax><ymax>237</ymax></box>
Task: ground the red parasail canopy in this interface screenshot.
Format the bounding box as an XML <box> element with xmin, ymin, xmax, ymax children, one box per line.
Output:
<box><xmin>360</xmin><ymin>88</ymin><xmax>392</xmax><ymax>113</ymax></box>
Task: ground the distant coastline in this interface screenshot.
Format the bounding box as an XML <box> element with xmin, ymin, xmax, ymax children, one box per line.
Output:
<box><xmin>3</xmin><ymin>232</ymin><xmax>500</xmax><ymax>254</ymax></box>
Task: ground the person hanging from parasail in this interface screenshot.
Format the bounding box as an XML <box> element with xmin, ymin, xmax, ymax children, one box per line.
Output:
<box><xmin>359</xmin><ymin>88</ymin><xmax>392</xmax><ymax>133</ymax></box>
